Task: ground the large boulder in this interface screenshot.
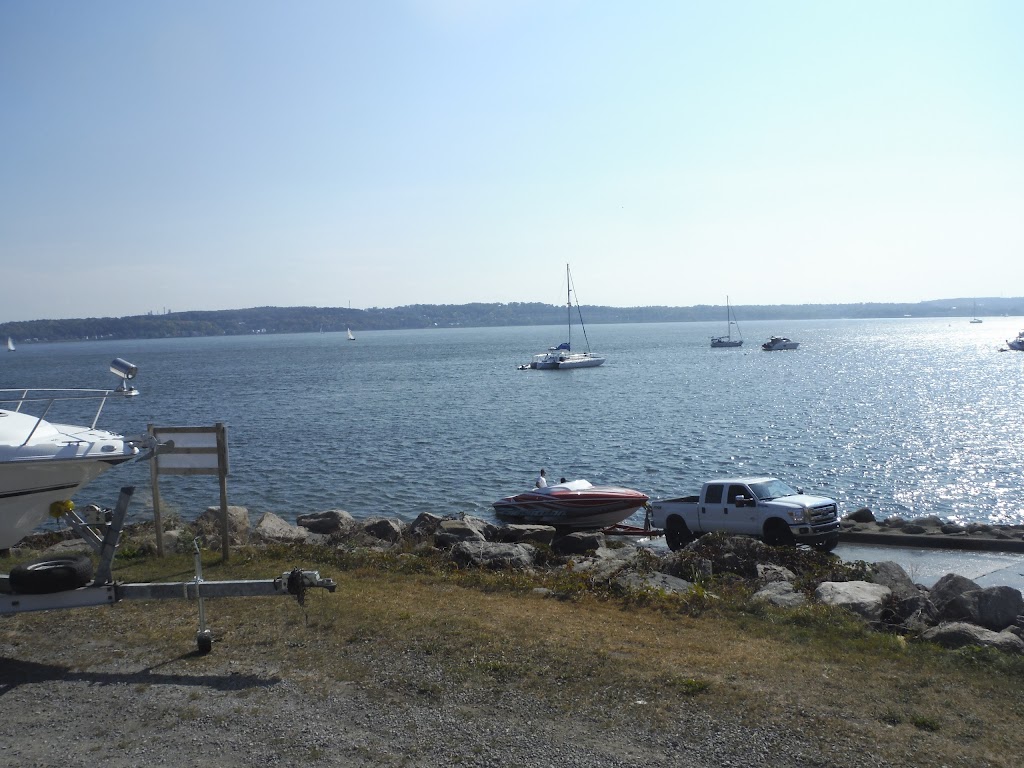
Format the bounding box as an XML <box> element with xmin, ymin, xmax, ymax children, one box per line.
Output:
<box><xmin>450</xmin><ymin>541</ymin><xmax>536</xmax><ymax>570</ymax></box>
<box><xmin>922</xmin><ymin>622</ymin><xmax>1024</xmax><ymax>654</ymax></box>
<box><xmin>408</xmin><ymin>512</ymin><xmax>444</xmax><ymax>539</ymax></box>
<box><xmin>753</xmin><ymin>581</ymin><xmax>807</xmax><ymax>609</ymax></box>
<box><xmin>552</xmin><ymin>531</ymin><xmax>605</xmax><ymax>556</ymax></box>
<box><xmin>497</xmin><ymin>524</ymin><xmax>557</xmax><ymax>547</ymax></box>
<box><xmin>870</xmin><ymin>561</ymin><xmax>920</xmax><ymax>600</ymax></box>
<box><xmin>845</xmin><ymin>507</ymin><xmax>876</xmax><ymax>523</ymax></box>
<box><xmin>253</xmin><ymin>512</ymin><xmax>308</xmax><ymax>544</ymax></box>
<box><xmin>929</xmin><ymin>573</ymin><xmax>983</xmax><ymax>619</ymax></box>
<box><xmin>297</xmin><ymin>510</ymin><xmax>355</xmax><ymax>535</ymax></box>
<box><xmin>362</xmin><ymin>517</ymin><xmax>405</xmax><ymax>544</ymax></box>
<box><xmin>943</xmin><ymin>586</ymin><xmax>1024</xmax><ymax>631</ymax></box>
<box><xmin>616</xmin><ymin>571</ymin><xmax>694</xmax><ymax>596</ymax></box>
<box><xmin>572</xmin><ymin>545</ymin><xmax>642</xmax><ymax>580</ymax></box>
<box><xmin>815</xmin><ymin>581</ymin><xmax>891</xmax><ymax>622</ymax></box>
<box><xmin>197</xmin><ymin>505</ymin><xmax>250</xmax><ymax>544</ymax></box>
<box><xmin>434</xmin><ymin>518</ymin><xmax>490</xmax><ymax>547</ymax></box>
<box><xmin>756</xmin><ymin>563</ymin><xmax>796</xmax><ymax>584</ymax></box>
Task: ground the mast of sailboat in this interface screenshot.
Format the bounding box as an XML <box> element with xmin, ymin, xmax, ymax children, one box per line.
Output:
<box><xmin>566</xmin><ymin>264</ymin><xmax>594</xmax><ymax>354</ymax></box>
<box><xmin>566</xmin><ymin>263</ymin><xmax>572</xmax><ymax>351</ymax></box>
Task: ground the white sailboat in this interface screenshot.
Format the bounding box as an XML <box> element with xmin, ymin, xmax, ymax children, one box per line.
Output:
<box><xmin>526</xmin><ymin>264</ymin><xmax>605</xmax><ymax>370</ymax></box>
<box><xmin>347</xmin><ymin>327</ymin><xmax>355</xmax><ymax>341</ymax></box>
<box><xmin>710</xmin><ymin>297</ymin><xmax>743</xmax><ymax>348</ymax></box>
<box><xmin>6</xmin><ymin>337</ymin><xmax>14</xmax><ymax>352</ymax></box>
<box><xmin>970</xmin><ymin>300</ymin><xmax>982</xmax><ymax>324</ymax></box>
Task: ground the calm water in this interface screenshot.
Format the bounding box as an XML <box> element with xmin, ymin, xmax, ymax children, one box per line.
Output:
<box><xmin>4</xmin><ymin>317</ymin><xmax>1024</xmax><ymax>530</ymax></box>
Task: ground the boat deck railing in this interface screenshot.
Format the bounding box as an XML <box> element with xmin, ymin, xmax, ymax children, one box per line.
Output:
<box><xmin>0</xmin><ymin>388</ymin><xmax>124</xmax><ymax>447</ymax></box>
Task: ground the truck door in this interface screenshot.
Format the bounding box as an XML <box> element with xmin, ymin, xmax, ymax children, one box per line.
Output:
<box><xmin>699</xmin><ymin>483</ymin><xmax>729</xmax><ymax>533</ymax></box>
<box><xmin>726</xmin><ymin>483</ymin><xmax>760</xmax><ymax>532</ymax></box>
<box><xmin>700</xmin><ymin>483</ymin><xmax>752</xmax><ymax>534</ymax></box>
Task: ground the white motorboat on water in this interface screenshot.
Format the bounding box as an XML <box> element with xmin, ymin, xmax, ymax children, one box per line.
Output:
<box><xmin>710</xmin><ymin>296</ymin><xmax>743</xmax><ymax>348</ymax></box>
<box><xmin>1005</xmin><ymin>330</ymin><xmax>1024</xmax><ymax>351</ymax></box>
<box><xmin>493</xmin><ymin>479</ymin><xmax>649</xmax><ymax>529</ymax></box>
<box><xmin>522</xmin><ymin>264</ymin><xmax>605</xmax><ymax>370</ymax></box>
<box><xmin>762</xmin><ymin>336</ymin><xmax>799</xmax><ymax>351</ymax></box>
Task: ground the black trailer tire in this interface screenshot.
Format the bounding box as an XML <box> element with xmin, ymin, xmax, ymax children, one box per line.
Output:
<box><xmin>8</xmin><ymin>554</ymin><xmax>94</xmax><ymax>594</ymax></box>
<box><xmin>197</xmin><ymin>634</ymin><xmax>214</xmax><ymax>655</ymax></box>
<box><xmin>664</xmin><ymin>518</ymin><xmax>694</xmax><ymax>552</ymax></box>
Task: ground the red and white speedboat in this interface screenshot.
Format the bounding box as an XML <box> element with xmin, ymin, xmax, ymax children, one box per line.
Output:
<box><xmin>493</xmin><ymin>479</ymin><xmax>649</xmax><ymax>529</ymax></box>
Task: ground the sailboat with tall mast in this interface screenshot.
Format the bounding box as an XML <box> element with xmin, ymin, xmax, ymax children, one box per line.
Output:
<box><xmin>710</xmin><ymin>297</ymin><xmax>743</xmax><ymax>348</ymax></box>
<box><xmin>970</xmin><ymin>300</ymin><xmax>982</xmax><ymax>324</ymax></box>
<box><xmin>526</xmin><ymin>264</ymin><xmax>605</xmax><ymax>369</ymax></box>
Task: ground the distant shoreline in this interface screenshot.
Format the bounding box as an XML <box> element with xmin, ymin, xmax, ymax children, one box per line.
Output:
<box><xmin>2</xmin><ymin>298</ymin><xmax>1023</xmax><ymax>344</ymax></box>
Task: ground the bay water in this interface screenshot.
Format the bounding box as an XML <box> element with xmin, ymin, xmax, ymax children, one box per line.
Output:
<box><xmin>4</xmin><ymin>317</ymin><xmax>1023</xmax><ymax>531</ymax></box>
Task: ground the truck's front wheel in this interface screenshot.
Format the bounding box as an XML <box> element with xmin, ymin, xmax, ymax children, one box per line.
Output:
<box><xmin>664</xmin><ymin>518</ymin><xmax>693</xmax><ymax>552</ymax></box>
<box><xmin>813</xmin><ymin>536</ymin><xmax>839</xmax><ymax>553</ymax></box>
<box><xmin>763</xmin><ymin>519</ymin><xmax>795</xmax><ymax>547</ymax></box>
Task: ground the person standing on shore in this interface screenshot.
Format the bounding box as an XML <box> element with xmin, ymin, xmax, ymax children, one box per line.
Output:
<box><xmin>535</xmin><ymin>468</ymin><xmax>548</xmax><ymax>488</ymax></box>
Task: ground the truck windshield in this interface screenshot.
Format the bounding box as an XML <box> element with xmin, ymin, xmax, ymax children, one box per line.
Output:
<box><xmin>749</xmin><ymin>479</ymin><xmax>798</xmax><ymax>501</ymax></box>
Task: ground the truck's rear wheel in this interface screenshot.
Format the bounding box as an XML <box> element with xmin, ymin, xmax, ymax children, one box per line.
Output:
<box><xmin>664</xmin><ymin>518</ymin><xmax>693</xmax><ymax>552</ymax></box>
<box><xmin>763</xmin><ymin>520</ymin><xmax>795</xmax><ymax>547</ymax></box>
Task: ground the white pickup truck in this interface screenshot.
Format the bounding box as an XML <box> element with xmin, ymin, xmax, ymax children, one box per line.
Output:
<box><xmin>648</xmin><ymin>477</ymin><xmax>841</xmax><ymax>552</ymax></box>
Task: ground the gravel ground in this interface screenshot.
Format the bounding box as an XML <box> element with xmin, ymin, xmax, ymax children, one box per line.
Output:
<box><xmin>0</xmin><ymin>634</ymin><xmax>900</xmax><ymax>768</ymax></box>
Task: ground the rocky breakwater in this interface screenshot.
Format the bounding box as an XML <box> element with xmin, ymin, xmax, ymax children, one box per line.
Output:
<box><xmin>840</xmin><ymin>508</ymin><xmax>1024</xmax><ymax>552</ymax></box>
<box><xmin>174</xmin><ymin>506</ymin><xmax>1024</xmax><ymax>656</ymax></box>
<box><xmin>21</xmin><ymin>505</ymin><xmax>1024</xmax><ymax>656</ymax></box>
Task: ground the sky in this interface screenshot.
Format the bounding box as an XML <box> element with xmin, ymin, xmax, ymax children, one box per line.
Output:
<box><xmin>1</xmin><ymin>1</ymin><xmax>1022</xmax><ymax>322</ymax></box>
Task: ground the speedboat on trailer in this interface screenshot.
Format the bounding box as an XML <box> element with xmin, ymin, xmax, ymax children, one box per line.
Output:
<box><xmin>0</xmin><ymin>388</ymin><xmax>148</xmax><ymax>549</ymax></box>
<box><xmin>493</xmin><ymin>479</ymin><xmax>649</xmax><ymax>529</ymax></box>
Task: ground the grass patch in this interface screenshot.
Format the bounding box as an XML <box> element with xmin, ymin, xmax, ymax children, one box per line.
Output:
<box><xmin>3</xmin><ymin>543</ymin><xmax>1023</xmax><ymax>766</ymax></box>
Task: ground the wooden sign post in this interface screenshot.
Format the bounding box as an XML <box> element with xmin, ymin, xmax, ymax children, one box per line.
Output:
<box><xmin>148</xmin><ymin>423</ymin><xmax>230</xmax><ymax>560</ymax></box>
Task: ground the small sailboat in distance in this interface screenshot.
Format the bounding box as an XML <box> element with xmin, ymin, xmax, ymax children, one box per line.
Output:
<box><xmin>710</xmin><ymin>297</ymin><xmax>743</xmax><ymax>348</ymax></box>
<box><xmin>970</xmin><ymin>300</ymin><xmax>982</xmax><ymax>323</ymax></box>
<box><xmin>6</xmin><ymin>337</ymin><xmax>14</xmax><ymax>352</ymax></box>
<box><xmin>347</xmin><ymin>327</ymin><xmax>355</xmax><ymax>341</ymax></box>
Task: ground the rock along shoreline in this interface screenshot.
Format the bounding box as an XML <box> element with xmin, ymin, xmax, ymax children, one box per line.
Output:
<box><xmin>10</xmin><ymin>504</ymin><xmax>1024</xmax><ymax>657</ymax></box>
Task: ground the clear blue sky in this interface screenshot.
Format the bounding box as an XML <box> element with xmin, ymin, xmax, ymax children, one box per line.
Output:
<box><xmin>1</xmin><ymin>1</ymin><xmax>1021</xmax><ymax>322</ymax></box>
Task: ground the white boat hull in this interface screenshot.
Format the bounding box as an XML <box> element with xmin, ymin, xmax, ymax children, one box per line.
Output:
<box><xmin>0</xmin><ymin>458</ymin><xmax>125</xmax><ymax>549</ymax></box>
<box><xmin>0</xmin><ymin>403</ymin><xmax>140</xmax><ymax>549</ymax></box>
<box><xmin>762</xmin><ymin>337</ymin><xmax>799</xmax><ymax>351</ymax></box>
<box><xmin>710</xmin><ymin>338</ymin><xmax>742</xmax><ymax>348</ymax></box>
<box><xmin>532</xmin><ymin>352</ymin><xmax>605</xmax><ymax>370</ymax></box>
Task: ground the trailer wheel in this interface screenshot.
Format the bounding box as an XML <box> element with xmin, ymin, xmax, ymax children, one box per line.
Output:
<box><xmin>8</xmin><ymin>554</ymin><xmax>94</xmax><ymax>594</ymax></box>
<box><xmin>664</xmin><ymin>518</ymin><xmax>694</xmax><ymax>551</ymax></box>
<box><xmin>196</xmin><ymin>633</ymin><xmax>213</xmax><ymax>655</ymax></box>
<box><xmin>762</xmin><ymin>520</ymin><xmax>795</xmax><ymax>547</ymax></box>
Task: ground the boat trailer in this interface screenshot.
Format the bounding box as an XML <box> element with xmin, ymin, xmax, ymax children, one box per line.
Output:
<box><xmin>0</xmin><ymin>487</ymin><xmax>336</xmax><ymax>654</ymax></box>
<box><xmin>601</xmin><ymin>505</ymin><xmax>664</xmax><ymax>538</ymax></box>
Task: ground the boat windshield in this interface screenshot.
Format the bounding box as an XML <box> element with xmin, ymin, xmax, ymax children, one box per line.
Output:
<box><xmin>748</xmin><ymin>479</ymin><xmax>798</xmax><ymax>501</ymax></box>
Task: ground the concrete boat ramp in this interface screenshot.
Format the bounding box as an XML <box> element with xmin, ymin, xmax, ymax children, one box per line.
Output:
<box><xmin>834</xmin><ymin>542</ymin><xmax>1024</xmax><ymax>591</ymax></box>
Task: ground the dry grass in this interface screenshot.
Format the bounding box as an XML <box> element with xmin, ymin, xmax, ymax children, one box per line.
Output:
<box><xmin>3</xmin><ymin>544</ymin><xmax>1024</xmax><ymax>766</ymax></box>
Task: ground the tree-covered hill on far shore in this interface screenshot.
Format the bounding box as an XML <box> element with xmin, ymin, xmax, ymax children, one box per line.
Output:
<box><xmin>1</xmin><ymin>297</ymin><xmax>1021</xmax><ymax>343</ymax></box>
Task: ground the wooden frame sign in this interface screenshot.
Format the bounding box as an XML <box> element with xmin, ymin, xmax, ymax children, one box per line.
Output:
<box><xmin>148</xmin><ymin>423</ymin><xmax>231</xmax><ymax>560</ymax></box>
